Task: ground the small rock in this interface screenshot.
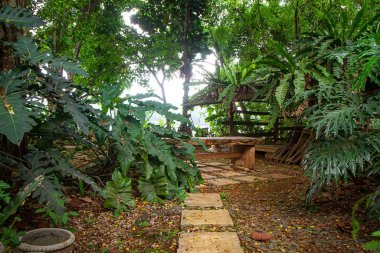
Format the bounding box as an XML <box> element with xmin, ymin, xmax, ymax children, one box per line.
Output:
<box><xmin>250</xmin><ymin>231</ymin><xmax>273</xmax><ymax>241</ymax></box>
<box><xmin>80</xmin><ymin>197</ymin><xmax>93</xmax><ymax>203</ymax></box>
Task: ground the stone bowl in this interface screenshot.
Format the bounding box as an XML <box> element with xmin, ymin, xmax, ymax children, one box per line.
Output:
<box><xmin>18</xmin><ymin>228</ymin><xmax>75</xmax><ymax>252</ymax></box>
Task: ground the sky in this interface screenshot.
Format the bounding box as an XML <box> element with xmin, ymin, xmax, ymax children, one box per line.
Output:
<box><xmin>122</xmin><ymin>11</ymin><xmax>216</xmax><ymax>128</ymax></box>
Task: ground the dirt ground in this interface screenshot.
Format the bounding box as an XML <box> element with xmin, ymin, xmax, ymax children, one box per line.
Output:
<box><xmin>26</xmin><ymin>157</ymin><xmax>378</xmax><ymax>253</ymax></box>
<box><xmin>200</xmin><ymin>158</ymin><xmax>378</xmax><ymax>253</ymax></box>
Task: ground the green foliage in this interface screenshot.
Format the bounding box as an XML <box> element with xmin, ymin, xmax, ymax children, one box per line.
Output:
<box><xmin>35</xmin><ymin>0</ymin><xmax>131</xmax><ymax>90</ymax></box>
<box><xmin>35</xmin><ymin>198</ymin><xmax>78</xmax><ymax>227</ymax></box>
<box><xmin>0</xmin><ymin>5</ymin><xmax>43</xmax><ymax>27</ymax></box>
<box><xmin>0</xmin><ymin>181</ymin><xmax>11</xmax><ymax>209</ymax></box>
<box><xmin>275</xmin><ymin>73</ymin><xmax>292</xmax><ymax>106</ymax></box>
<box><xmin>103</xmin><ymin>170</ymin><xmax>135</xmax><ymax>215</ymax></box>
<box><xmin>0</xmin><ymin>5</ymin><xmax>103</xmax><ymax>242</ymax></box>
<box><xmin>217</xmin><ymin>62</ymin><xmax>256</xmax><ymax>107</ymax></box>
<box><xmin>364</xmin><ymin>225</ymin><xmax>380</xmax><ymax>252</ymax></box>
<box><xmin>349</xmin><ymin>31</ymin><xmax>380</xmax><ymax>90</ymax></box>
<box><xmin>0</xmin><ymin>71</ymin><xmax>38</xmax><ymax>145</ymax></box>
<box><xmin>0</xmin><ymin>175</ymin><xmax>43</xmax><ymax>227</ymax></box>
<box><xmin>1</xmin><ymin>226</ymin><xmax>24</xmax><ymax>248</ymax></box>
<box><xmin>99</xmin><ymin>93</ymin><xmax>200</xmax><ymax>211</ymax></box>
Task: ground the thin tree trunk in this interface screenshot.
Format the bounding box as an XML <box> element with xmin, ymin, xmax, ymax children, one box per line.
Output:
<box><xmin>294</xmin><ymin>0</ymin><xmax>301</xmax><ymax>40</ymax></box>
<box><xmin>0</xmin><ymin>0</ymin><xmax>27</xmax><ymax>157</ymax></box>
<box><xmin>227</xmin><ymin>102</ymin><xmax>235</xmax><ymax>136</ymax></box>
<box><xmin>179</xmin><ymin>0</ymin><xmax>192</xmax><ymax>134</ymax></box>
<box><xmin>257</xmin><ymin>0</ymin><xmax>267</xmax><ymax>52</ymax></box>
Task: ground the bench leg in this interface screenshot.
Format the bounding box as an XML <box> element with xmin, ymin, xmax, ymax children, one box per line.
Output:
<box><xmin>232</xmin><ymin>147</ymin><xmax>255</xmax><ymax>169</ymax></box>
<box><xmin>243</xmin><ymin>147</ymin><xmax>256</xmax><ymax>169</ymax></box>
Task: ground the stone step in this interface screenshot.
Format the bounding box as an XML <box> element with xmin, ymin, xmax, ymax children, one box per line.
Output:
<box><xmin>233</xmin><ymin>175</ymin><xmax>268</xmax><ymax>182</ymax></box>
<box><xmin>199</xmin><ymin>167</ymin><xmax>223</xmax><ymax>172</ymax></box>
<box><xmin>207</xmin><ymin>178</ymin><xmax>240</xmax><ymax>186</ymax></box>
<box><xmin>215</xmin><ymin>171</ymin><xmax>246</xmax><ymax>178</ymax></box>
<box><xmin>181</xmin><ymin>209</ymin><xmax>233</xmax><ymax>227</ymax></box>
<box><xmin>177</xmin><ymin>232</ymin><xmax>244</xmax><ymax>253</ymax></box>
<box><xmin>184</xmin><ymin>193</ymin><xmax>223</xmax><ymax>208</ymax></box>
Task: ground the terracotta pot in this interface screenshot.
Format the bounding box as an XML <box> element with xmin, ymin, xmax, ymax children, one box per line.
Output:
<box><xmin>18</xmin><ymin>228</ymin><xmax>75</xmax><ymax>253</ymax></box>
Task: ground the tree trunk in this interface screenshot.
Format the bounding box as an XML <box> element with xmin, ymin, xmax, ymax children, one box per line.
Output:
<box><xmin>179</xmin><ymin>0</ymin><xmax>192</xmax><ymax>135</ymax></box>
<box><xmin>227</xmin><ymin>102</ymin><xmax>235</xmax><ymax>136</ymax></box>
<box><xmin>0</xmin><ymin>0</ymin><xmax>27</xmax><ymax>157</ymax></box>
<box><xmin>257</xmin><ymin>0</ymin><xmax>267</xmax><ymax>51</ymax></box>
<box><xmin>294</xmin><ymin>0</ymin><xmax>301</xmax><ymax>40</ymax></box>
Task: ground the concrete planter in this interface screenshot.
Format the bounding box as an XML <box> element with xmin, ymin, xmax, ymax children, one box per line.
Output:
<box><xmin>18</xmin><ymin>228</ymin><xmax>75</xmax><ymax>253</ymax></box>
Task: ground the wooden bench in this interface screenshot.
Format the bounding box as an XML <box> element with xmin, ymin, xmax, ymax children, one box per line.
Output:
<box><xmin>255</xmin><ymin>144</ymin><xmax>282</xmax><ymax>153</ymax></box>
<box><xmin>191</xmin><ymin>137</ymin><xmax>264</xmax><ymax>169</ymax></box>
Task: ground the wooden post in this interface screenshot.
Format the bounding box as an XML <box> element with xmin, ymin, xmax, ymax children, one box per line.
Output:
<box><xmin>241</xmin><ymin>146</ymin><xmax>256</xmax><ymax>169</ymax></box>
<box><xmin>231</xmin><ymin>146</ymin><xmax>256</xmax><ymax>170</ymax></box>
<box><xmin>227</xmin><ymin>102</ymin><xmax>235</xmax><ymax>136</ymax></box>
<box><xmin>274</xmin><ymin>118</ymin><xmax>279</xmax><ymax>143</ymax></box>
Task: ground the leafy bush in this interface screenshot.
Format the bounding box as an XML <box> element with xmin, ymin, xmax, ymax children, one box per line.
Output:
<box><xmin>99</xmin><ymin>94</ymin><xmax>201</xmax><ymax>214</ymax></box>
<box><xmin>0</xmin><ymin>5</ymin><xmax>102</xmax><ymax>244</ymax></box>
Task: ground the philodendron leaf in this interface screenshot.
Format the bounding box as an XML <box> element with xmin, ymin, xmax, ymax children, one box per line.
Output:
<box><xmin>11</xmin><ymin>37</ymin><xmax>88</xmax><ymax>77</ymax></box>
<box><xmin>103</xmin><ymin>171</ymin><xmax>135</xmax><ymax>214</ymax></box>
<box><xmin>0</xmin><ymin>5</ymin><xmax>43</xmax><ymax>28</ymax></box>
<box><xmin>61</xmin><ymin>95</ymin><xmax>89</xmax><ymax>135</ymax></box>
<box><xmin>50</xmin><ymin>57</ymin><xmax>89</xmax><ymax>77</ymax></box>
<box><xmin>11</xmin><ymin>36</ymin><xmax>51</xmax><ymax>63</ymax></box>
<box><xmin>0</xmin><ymin>74</ymin><xmax>37</xmax><ymax>145</ymax></box>
<box><xmin>138</xmin><ymin>176</ymin><xmax>168</xmax><ymax>203</ymax></box>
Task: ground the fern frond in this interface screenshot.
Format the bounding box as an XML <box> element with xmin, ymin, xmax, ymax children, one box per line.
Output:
<box><xmin>275</xmin><ymin>73</ymin><xmax>292</xmax><ymax>106</ymax></box>
<box><xmin>293</xmin><ymin>70</ymin><xmax>305</xmax><ymax>95</ymax></box>
<box><xmin>304</xmin><ymin>132</ymin><xmax>380</xmax><ymax>203</ymax></box>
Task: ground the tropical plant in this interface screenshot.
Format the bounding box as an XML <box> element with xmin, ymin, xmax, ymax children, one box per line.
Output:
<box><xmin>0</xmin><ymin>4</ymin><xmax>102</xmax><ymax>241</ymax></box>
<box><xmin>0</xmin><ymin>176</ymin><xmax>43</xmax><ymax>247</ymax></box>
<box><xmin>99</xmin><ymin>94</ymin><xmax>202</xmax><ymax>214</ymax></box>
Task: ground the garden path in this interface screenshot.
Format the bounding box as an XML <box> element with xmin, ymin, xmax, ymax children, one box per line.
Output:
<box><xmin>177</xmin><ymin>161</ymin><xmax>294</xmax><ymax>253</ymax></box>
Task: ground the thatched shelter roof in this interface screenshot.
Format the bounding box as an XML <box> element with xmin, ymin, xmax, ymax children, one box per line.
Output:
<box><xmin>186</xmin><ymin>85</ymin><xmax>257</xmax><ymax>107</ymax></box>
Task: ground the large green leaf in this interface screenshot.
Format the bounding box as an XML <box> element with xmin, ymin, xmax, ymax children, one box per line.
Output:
<box><xmin>103</xmin><ymin>171</ymin><xmax>135</xmax><ymax>215</ymax></box>
<box><xmin>0</xmin><ymin>5</ymin><xmax>43</xmax><ymax>28</ymax></box>
<box><xmin>11</xmin><ymin>37</ymin><xmax>88</xmax><ymax>77</ymax></box>
<box><xmin>0</xmin><ymin>175</ymin><xmax>43</xmax><ymax>226</ymax></box>
<box><xmin>275</xmin><ymin>73</ymin><xmax>292</xmax><ymax>106</ymax></box>
<box><xmin>0</xmin><ymin>74</ymin><xmax>37</xmax><ymax>145</ymax></box>
<box><xmin>61</xmin><ymin>95</ymin><xmax>90</xmax><ymax>135</ymax></box>
<box><xmin>11</xmin><ymin>36</ymin><xmax>51</xmax><ymax>63</ymax></box>
<box><xmin>50</xmin><ymin>57</ymin><xmax>89</xmax><ymax>77</ymax></box>
<box><xmin>294</xmin><ymin>70</ymin><xmax>305</xmax><ymax>95</ymax></box>
<box><xmin>138</xmin><ymin>175</ymin><xmax>168</xmax><ymax>203</ymax></box>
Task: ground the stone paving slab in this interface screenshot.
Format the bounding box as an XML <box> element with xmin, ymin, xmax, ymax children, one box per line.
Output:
<box><xmin>207</xmin><ymin>178</ymin><xmax>241</xmax><ymax>186</ymax></box>
<box><xmin>262</xmin><ymin>173</ymin><xmax>294</xmax><ymax>179</ymax></box>
<box><xmin>205</xmin><ymin>162</ymin><xmax>226</xmax><ymax>166</ymax></box>
<box><xmin>215</xmin><ymin>171</ymin><xmax>246</xmax><ymax>178</ymax></box>
<box><xmin>181</xmin><ymin>209</ymin><xmax>233</xmax><ymax>226</ymax></box>
<box><xmin>195</xmin><ymin>184</ymin><xmax>207</xmax><ymax>190</ymax></box>
<box><xmin>219</xmin><ymin>165</ymin><xmax>233</xmax><ymax>170</ymax></box>
<box><xmin>177</xmin><ymin>232</ymin><xmax>244</xmax><ymax>253</ymax></box>
<box><xmin>184</xmin><ymin>193</ymin><xmax>223</xmax><ymax>208</ymax></box>
<box><xmin>233</xmin><ymin>175</ymin><xmax>268</xmax><ymax>183</ymax></box>
<box><xmin>199</xmin><ymin>167</ymin><xmax>223</xmax><ymax>172</ymax></box>
<box><xmin>201</xmin><ymin>173</ymin><xmax>216</xmax><ymax>180</ymax></box>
